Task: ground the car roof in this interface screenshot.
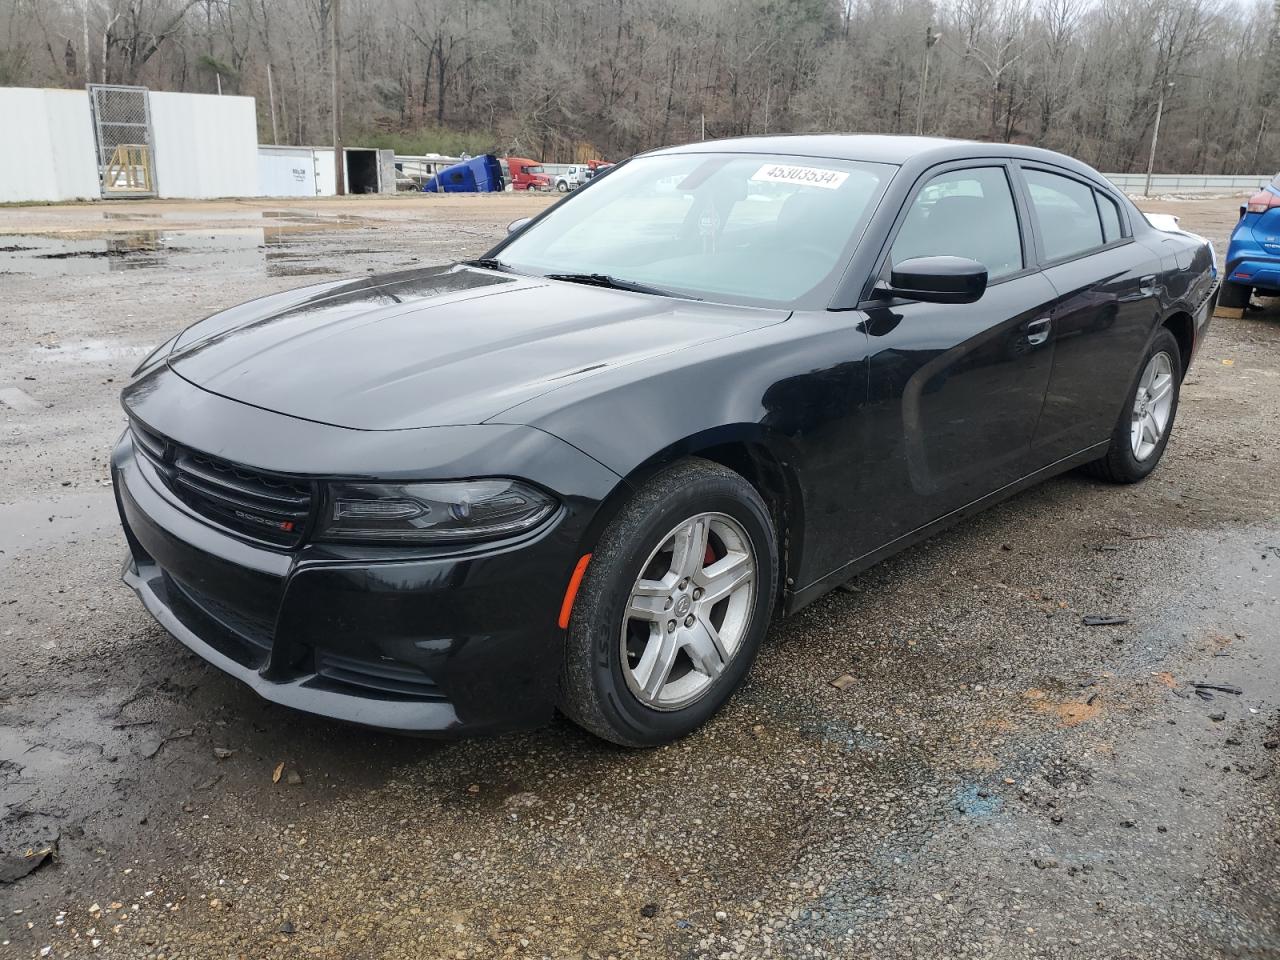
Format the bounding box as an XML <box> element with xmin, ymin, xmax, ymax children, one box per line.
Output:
<box><xmin>648</xmin><ymin>134</ymin><xmax>1108</xmax><ymax>183</ymax></box>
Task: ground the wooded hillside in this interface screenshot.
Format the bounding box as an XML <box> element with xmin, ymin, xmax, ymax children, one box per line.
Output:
<box><xmin>2</xmin><ymin>0</ymin><xmax>1277</xmax><ymax>173</ymax></box>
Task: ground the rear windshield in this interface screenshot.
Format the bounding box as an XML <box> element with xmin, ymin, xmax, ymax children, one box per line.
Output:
<box><xmin>497</xmin><ymin>152</ymin><xmax>894</xmax><ymax>308</ymax></box>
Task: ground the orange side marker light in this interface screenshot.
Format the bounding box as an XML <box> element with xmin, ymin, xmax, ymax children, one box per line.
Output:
<box><xmin>558</xmin><ymin>553</ymin><xmax>592</xmax><ymax>629</ymax></box>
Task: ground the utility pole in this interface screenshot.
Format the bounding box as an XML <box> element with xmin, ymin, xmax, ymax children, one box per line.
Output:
<box><xmin>81</xmin><ymin>1</ymin><xmax>91</xmax><ymax>83</ymax></box>
<box><xmin>331</xmin><ymin>0</ymin><xmax>345</xmax><ymax>195</ymax></box>
<box><xmin>915</xmin><ymin>25</ymin><xmax>940</xmax><ymax>136</ymax></box>
<box><xmin>267</xmin><ymin>62</ymin><xmax>279</xmax><ymax>144</ymax></box>
<box><xmin>1143</xmin><ymin>81</ymin><xmax>1174</xmax><ymax>197</ymax></box>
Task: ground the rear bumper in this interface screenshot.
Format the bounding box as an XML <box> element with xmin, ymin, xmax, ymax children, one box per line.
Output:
<box><xmin>111</xmin><ymin>412</ymin><xmax>617</xmax><ymax>734</ymax></box>
<box><xmin>1191</xmin><ymin>278</ymin><xmax>1218</xmax><ymax>366</ymax></box>
<box><xmin>1224</xmin><ymin>236</ymin><xmax>1280</xmax><ymax>291</ymax></box>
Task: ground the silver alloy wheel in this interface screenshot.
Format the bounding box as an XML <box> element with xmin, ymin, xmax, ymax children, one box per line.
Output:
<box><xmin>1130</xmin><ymin>351</ymin><xmax>1175</xmax><ymax>461</ymax></box>
<box><xmin>620</xmin><ymin>512</ymin><xmax>756</xmax><ymax>711</ymax></box>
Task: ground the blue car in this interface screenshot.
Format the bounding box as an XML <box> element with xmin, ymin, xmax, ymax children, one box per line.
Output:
<box><xmin>1223</xmin><ymin>173</ymin><xmax>1280</xmax><ymax>308</ymax></box>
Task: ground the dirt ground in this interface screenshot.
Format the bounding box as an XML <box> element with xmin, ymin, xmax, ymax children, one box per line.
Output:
<box><xmin>0</xmin><ymin>192</ymin><xmax>1277</xmax><ymax>960</ymax></box>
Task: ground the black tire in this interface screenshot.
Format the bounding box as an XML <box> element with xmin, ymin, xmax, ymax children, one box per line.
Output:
<box><xmin>1082</xmin><ymin>327</ymin><xmax>1182</xmax><ymax>484</ymax></box>
<box><xmin>1219</xmin><ymin>280</ymin><xmax>1252</xmax><ymax>309</ymax></box>
<box><xmin>556</xmin><ymin>181</ymin><xmax>568</xmax><ymax>193</ymax></box>
<box><xmin>559</xmin><ymin>458</ymin><xmax>778</xmax><ymax>747</ymax></box>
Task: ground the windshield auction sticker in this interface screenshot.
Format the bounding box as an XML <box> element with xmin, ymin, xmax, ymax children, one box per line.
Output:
<box><xmin>750</xmin><ymin>163</ymin><xmax>849</xmax><ymax>190</ymax></box>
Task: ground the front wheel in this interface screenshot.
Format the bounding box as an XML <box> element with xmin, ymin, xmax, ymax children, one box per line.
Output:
<box><xmin>556</xmin><ymin>181</ymin><xmax>568</xmax><ymax>193</ymax></box>
<box><xmin>559</xmin><ymin>459</ymin><xmax>778</xmax><ymax>746</ymax></box>
<box><xmin>1082</xmin><ymin>327</ymin><xmax>1181</xmax><ymax>483</ymax></box>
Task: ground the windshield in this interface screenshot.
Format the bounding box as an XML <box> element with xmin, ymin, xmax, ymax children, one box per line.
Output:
<box><xmin>527</xmin><ymin>165</ymin><xmax>545</xmax><ymax>174</ymax></box>
<box><xmin>495</xmin><ymin>152</ymin><xmax>894</xmax><ymax>308</ymax></box>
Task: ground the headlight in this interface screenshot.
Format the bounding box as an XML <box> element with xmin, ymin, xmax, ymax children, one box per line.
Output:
<box><xmin>315</xmin><ymin>480</ymin><xmax>556</xmax><ymax>544</ymax></box>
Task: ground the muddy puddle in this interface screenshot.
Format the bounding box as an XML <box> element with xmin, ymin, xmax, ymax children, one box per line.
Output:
<box><xmin>0</xmin><ymin>229</ymin><xmax>354</xmax><ymax>279</ymax></box>
<box><xmin>0</xmin><ymin>493</ymin><xmax>118</xmax><ymax>566</ymax></box>
<box><xmin>95</xmin><ymin>208</ymin><xmax>372</xmax><ymax>226</ymax></box>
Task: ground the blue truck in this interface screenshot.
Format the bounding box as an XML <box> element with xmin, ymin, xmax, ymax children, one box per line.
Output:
<box><xmin>422</xmin><ymin>154</ymin><xmax>504</xmax><ymax>193</ymax></box>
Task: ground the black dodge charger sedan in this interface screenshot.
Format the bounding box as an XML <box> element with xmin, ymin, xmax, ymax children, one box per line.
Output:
<box><xmin>113</xmin><ymin>135</ymin><xmax>1217</xmax><ymax>745</ymax></box>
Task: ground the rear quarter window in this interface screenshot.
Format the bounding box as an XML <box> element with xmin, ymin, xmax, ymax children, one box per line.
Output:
<box><xmin>1097</xmin><ymin>191</ymin><xmax>1123</xmax><ymax>243</ymax></box>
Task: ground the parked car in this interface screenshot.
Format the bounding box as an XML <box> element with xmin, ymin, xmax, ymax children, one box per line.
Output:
<box><xmin>504</xmin><ymin>156</ymin><xmax>550</xmax><ymax>191</ymax></box>
<box><xmin>554</xmin><ymin>165</ymin><xmax>590</xmax><ymax>192</ymax></box>
<box><xmin>1221</xmin><ymin>173</ymin><xmax>1280</xmax><ymax>308</ymax></box>
<box><xmin>113</xmin><ymin>135</ymin><xmax>1217</xmax><ymax>746</ymax></box>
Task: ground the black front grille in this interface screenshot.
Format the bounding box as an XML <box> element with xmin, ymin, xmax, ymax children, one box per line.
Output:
<box><xmin>312</xmin><ymin>651</ymin><xmax>445</xmax><ymax>701</ymax></box>
<box><xmin>131</xmin><ymin>420</ymin><xmax>315</xmax><ymax>547</ymax></box>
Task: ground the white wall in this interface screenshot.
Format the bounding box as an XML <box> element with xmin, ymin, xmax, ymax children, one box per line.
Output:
<box><xmin>0</xmin><ymin>88</ymin><xmax>99</xmax><ymax>203</ymax></box>
<box><xmin>149</xmin><ymin>91</ymin><xmax>259</xmax><ymax>199</ymax></box>
<box><xmin>258</xmin><ymin>147</ymin><xmax>317</xmax><ymax>197</ymax></box>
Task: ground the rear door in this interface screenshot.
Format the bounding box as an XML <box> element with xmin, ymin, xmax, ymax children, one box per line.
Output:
<box><xmin>1016</xmin><ymin>165</ymin><xmax>1164</xmax><ymax>462</ymax></box>
<box><xmin>858</xmin><ymin>161</ymin><xmax>1059</xmax><ymax>549</ymax></box>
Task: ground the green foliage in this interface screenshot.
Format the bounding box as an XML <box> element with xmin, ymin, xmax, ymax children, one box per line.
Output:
<box><xmin>351</xmin><ymin>125</ymin><xmax>498</xmax><ymax>158</ymax></box>
<box><xmin>197</xmin><ymin>54</ymin><xmax>236</xmax><ymax>78</ymax></box>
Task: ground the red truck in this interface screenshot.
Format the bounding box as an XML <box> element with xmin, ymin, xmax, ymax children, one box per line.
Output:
<box><xmin>503</xmin><ymin>157</ymin><xmax>550</xmax><ymax>191</ymax></box>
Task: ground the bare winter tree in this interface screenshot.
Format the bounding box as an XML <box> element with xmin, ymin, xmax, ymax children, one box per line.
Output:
<box><xmin>0</xmin><ymin>0</ymin><xmax>1275</xmax><ymax>172</ymax></box>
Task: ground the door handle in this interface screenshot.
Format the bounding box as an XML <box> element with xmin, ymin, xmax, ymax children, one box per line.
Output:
<box><xmin>1024</xmin><ymin>317</ymin><xmax>1052</xmax><ymax>346</ymax></box>
<box><xmin>1139</xmin><ymin>274</ymin><xmax>1157</xmax><ymax>294</ymax></box>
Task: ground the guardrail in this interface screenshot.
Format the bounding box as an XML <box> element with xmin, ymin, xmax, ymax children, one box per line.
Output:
<box><xmin>1103</xmin><ymin>173</ymin><xmax>1271</xmax><ymax>195</ymax></box>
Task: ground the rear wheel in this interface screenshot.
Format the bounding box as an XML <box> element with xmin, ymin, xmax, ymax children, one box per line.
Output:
<box><xmin>1219</xmin><ymin>279</ymin><xmax>1252</xmax><ymax>309</ymax></box>
<box><xmin>1082</xmin><ymin>327</ymin><xmax>1181</xmax><ymax>484</ymax></box>
<box><xmin>559</xmin><ymin>459</ymin><xmax>777</xmax><ymax>746</ymax></box>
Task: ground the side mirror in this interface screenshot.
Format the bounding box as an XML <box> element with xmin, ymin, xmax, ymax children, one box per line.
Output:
<box><xmin>881</xmin><ymin>256</ymin><xmax>987</xmax><ymax>304</ymax></box>
<box><xmin>507</xmin><ymin>217</ymin><xmax>532</xmax><ymax>235</ymax></box>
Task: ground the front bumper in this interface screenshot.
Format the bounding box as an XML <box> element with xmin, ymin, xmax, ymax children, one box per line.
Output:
<box><xmin>111</xmin><ymin>379</ymin><xmax>620</xmax><ymax>734</ymax></box>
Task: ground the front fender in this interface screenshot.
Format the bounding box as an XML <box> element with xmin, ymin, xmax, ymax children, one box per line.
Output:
<box><xmin>493</xmin><ymin>313</ymin><xmax>872</xmax><ymax>594</ymax></box>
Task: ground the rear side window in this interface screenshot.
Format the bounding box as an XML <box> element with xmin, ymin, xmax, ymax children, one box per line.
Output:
<box><xmin>891</xmin><ymin>166</ymin><xmax>1024</xmax><ymax>281</ymax></box>
<box><xmin>1024</xmin><ymin>169</ymin><xmax>1104</xmax><ymax>261</ymax></box>
<box><xmin>1097</xmin><ymin>191</ymin><xmax>1123</xmax><ymax>242</ymax></box>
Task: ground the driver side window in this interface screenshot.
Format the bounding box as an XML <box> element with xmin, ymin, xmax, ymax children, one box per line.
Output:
<box><xmin>891</xmin><ymin>167</ymin><xmax>1024</xmax><ymax>282</ymax></box>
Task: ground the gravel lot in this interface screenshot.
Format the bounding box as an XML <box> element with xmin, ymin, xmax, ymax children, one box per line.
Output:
<box><xmin>0</xmin><ymin>193</ymin><xmax>1277</xmax><ymax>959</ymax></box>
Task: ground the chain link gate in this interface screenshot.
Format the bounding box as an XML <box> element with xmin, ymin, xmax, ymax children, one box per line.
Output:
<box><xmin>87</xmin><ymin>84</ymin><xmax>157</xmax><ymax>198</ymax></box>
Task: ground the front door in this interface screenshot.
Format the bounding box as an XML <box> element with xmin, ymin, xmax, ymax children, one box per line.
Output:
<box><xmin>858</xmin><ymin>163</ymin><xmax>1058</xmax><ymax>550</ymax></box>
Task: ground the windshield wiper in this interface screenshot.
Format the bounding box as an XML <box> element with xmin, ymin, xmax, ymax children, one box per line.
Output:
<box><xmin>461</xmin><ymin>257</ymin><xmax>514</xmax><ymax>272</ymax></box>
<box><xmin>543</xmin><ymin>273</ymin><xmax>696</xmax><ymax>300</ymax></box>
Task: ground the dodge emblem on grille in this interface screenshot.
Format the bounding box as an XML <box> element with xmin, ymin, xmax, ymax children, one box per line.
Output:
<box><xmin>233</xmin><ymin>509</ymin><xmax>294</xmax><ymax>532</ymax></box>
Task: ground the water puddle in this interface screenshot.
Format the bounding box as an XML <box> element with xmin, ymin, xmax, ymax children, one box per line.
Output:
<box><xmin>0</xmin><ymin>229</ymin><xmax>351</xmax><ymax>278</ymax></box>
<box><xmin>0</xmin><ymin>492</ymin><xmax>118</xmax><ymax>566</ymax></box>
<box><xmin>85</xmin><ymin>208</ymin><xmax>373</xmax><ymax>226</ymax></box>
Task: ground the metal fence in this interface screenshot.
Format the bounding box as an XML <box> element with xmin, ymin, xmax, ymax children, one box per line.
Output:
<box><xmin>87</xmin><ymin>84</ymin><xmax>156</xmax><ymax>198</ymax></box>
<box><xmin>1103</xmin><ymin>172</ymin><xmax>1271</xmax><ymax>195</ymax></box>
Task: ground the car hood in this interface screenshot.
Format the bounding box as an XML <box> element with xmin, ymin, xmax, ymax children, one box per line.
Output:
<box><xmin>166</xmin><ymin>265</ymin><xmax>787</xmax><ymax>430</ymax></box>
